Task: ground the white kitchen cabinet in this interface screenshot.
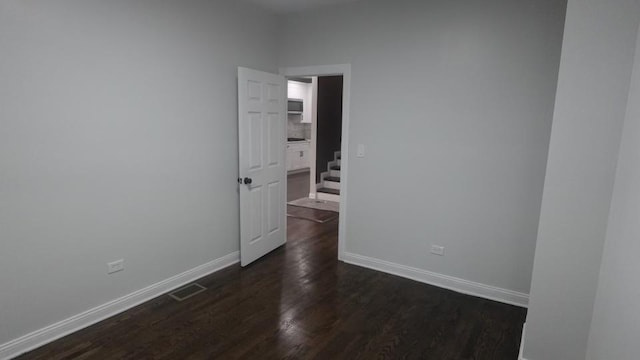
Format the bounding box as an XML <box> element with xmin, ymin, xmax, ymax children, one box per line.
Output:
<box><xmin>287</xmin><ymin>80</ymin><xmax>313</xmax><ymax>124</ymax></box>
<box><xmin>287</xmin><ymin>81</ymin><xmax>305</xmax><ymax>100</ymax></box>
<box><xmin>301</xmin><ymin>82</ymin><xmax>313</xmax><ymax>124</ymax></box>
<box><xmin>287</xmin><ymin>142</ymin><xmax>310</xmax><ymax>171</ymax></box>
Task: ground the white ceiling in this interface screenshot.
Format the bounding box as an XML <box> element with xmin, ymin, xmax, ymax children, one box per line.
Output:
<box><xmin>244</xmin><ymin>0</ymin><xmax>362</xmax><ymax>14</ymax></box>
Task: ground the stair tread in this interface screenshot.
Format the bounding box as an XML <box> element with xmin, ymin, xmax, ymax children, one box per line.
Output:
<box><xmin>317</xmin><ymin>188</ymin><xmax>340</xmax><ymax>195</ymax></box>
<box><xmin>324</xmin><ymin>176</ymin><xmax>341</xmax><ymax>182</ymax></box>
<box><xmin>330</xmin><ymin>166</ymin><xmax>341</xmax><ymax>171</ymax></box>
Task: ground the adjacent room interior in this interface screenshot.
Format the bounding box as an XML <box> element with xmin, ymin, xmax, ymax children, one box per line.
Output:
<box><xmin>2</xmin><ymin>0</ymin><xmax>640</xmax><ymax>359</ymax></box>
<box><xmin>286</xmin><ymin>75</ymin><xmax>343</xmax><ymax>224</ymax></box>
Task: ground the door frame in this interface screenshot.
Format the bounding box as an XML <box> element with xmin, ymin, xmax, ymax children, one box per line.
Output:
<box><xmin>279</xmin><ymin>64</ymin><xmax>351</xmax><ymax>261</ymax></box>
<box><xmin>309</xmin><ymin>76</ymin><xmax>318</xmax><ymax>200</ymax></box>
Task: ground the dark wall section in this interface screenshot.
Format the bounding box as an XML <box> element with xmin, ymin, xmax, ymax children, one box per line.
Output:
<box><xmin>316</xmin><ymin>76</ymin><xmax>343</xmax><ymax>183</ymax></box>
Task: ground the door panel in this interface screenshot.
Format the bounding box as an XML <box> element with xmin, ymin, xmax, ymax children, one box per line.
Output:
<box><xmin>249</xmin><ymin>113</ymin><xmax>263</xmax><ymax>170</ymax></box>
<box><xmin>238</xmin><ymin>67</ymin><xmax>286</xmax><ymax>266</ymax></box>
<box><xmin>268</xmin><ymin>114</ymin><xmax>281</xmax><ymax>166</ymax></box>
<box><xmin>267</xmin><ymin>181</ymin><xmax>281</xmax><ymax>234</ymax></box>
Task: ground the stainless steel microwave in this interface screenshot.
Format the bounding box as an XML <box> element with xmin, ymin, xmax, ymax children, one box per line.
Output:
<box><xmin>288</xmin><ymin>98</ymin><xmax>303</xmax><ymax>114</ymax></box>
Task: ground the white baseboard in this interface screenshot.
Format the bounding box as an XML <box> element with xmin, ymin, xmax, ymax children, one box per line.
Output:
<box><xmin>342</xmin><ymin>252</ymin><xmax>529</xmax><ymax>308</ymax></box>
<box><xmin>519</xmin><ymin>323</ymin><xmax>526</xmax><ymax>360</ymax></box>
<box><xmin>0</xmin><ymin>251</ymin><xmax>240</xmax><ymax>360</ymax></box>
<box><xmin>287</xmin><ymin>168</ymin><xmax>310</xmax><ymax>175</ymax></box>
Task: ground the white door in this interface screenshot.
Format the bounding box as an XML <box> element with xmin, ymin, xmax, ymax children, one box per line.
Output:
<box><xmin>238</xmin><ymin>67</ymin><xmax>287</xmax><ymax>266</ymax></box>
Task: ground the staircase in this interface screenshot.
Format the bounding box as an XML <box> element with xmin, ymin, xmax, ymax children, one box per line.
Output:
<box><xmin>316</xmin><ymin>151</ymin><xmax>341</xmax><ymax>202</ymax></box>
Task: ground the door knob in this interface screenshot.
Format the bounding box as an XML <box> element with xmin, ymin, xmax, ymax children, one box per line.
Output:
<box><xmin>243</xmin><ymin>177</ymin><xmax>253</xmax><ymax>185</ymax></box>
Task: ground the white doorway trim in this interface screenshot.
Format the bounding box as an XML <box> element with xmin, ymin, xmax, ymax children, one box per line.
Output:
<box><xmin>309</xmin><ymin>76</ymin><xmax>318</xmax><ymax>200</ymax></box>
<box><xmin>279</xmin><ymin>64</ymin><xmax>351</xmax><ymax>261</ymax></box>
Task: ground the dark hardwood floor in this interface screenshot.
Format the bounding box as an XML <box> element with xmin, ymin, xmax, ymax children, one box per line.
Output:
<box><xmin>287</xmin><ymin>171</ymin><xmax>310</xmax><ymax>202</ymax></box>
<box><xmin>18</xmin><ymin>215</ymin><xmax>526</xmax><ymax>360</ymax></box>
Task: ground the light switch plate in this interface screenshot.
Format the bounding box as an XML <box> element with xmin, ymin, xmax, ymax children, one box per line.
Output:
<box><xmin>107</xmin><ymin>259</ymin><xmax>125</xmax><ymax>274</ymax></box>
<box><xmin>430</xmin><ymin>245</ymin><xmax>445</xmax><ymax>256</ymax></box>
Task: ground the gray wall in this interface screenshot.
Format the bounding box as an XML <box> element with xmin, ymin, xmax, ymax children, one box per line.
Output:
<box><xmin>587</xmin><ymin>23</ymin><xmax>640</xmax><ymax>360</ymax></box>
<box><xmin>0</xmin><ymin>0</ymin><xmax>277</xmax><ymax>345</ymax></box>
<box><xmin>523</xmin><ymin>0</ymin><xmax>640</xmax><ymax>359</ymax></box>
<box><xmin>278</xmin><ymin>0</ymin><xmax>566</xmax><ymax>295</ymax></box>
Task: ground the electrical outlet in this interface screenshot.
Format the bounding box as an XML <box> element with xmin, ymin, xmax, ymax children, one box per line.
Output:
<box><xmin>430</xmin><ymin>245</ymin><xmax>445</xmax><ymax>256</ymax></box>
<box><xmin>107</xmin><ymin>259</ymin><xmax>125</xmax><ymax>274</ymax></box>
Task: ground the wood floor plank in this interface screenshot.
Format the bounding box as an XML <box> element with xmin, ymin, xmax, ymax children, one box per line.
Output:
<box><xmin>17</xmin><ymin>216</ymin><xmax>526</xmax><ymax>360</ymax></box>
